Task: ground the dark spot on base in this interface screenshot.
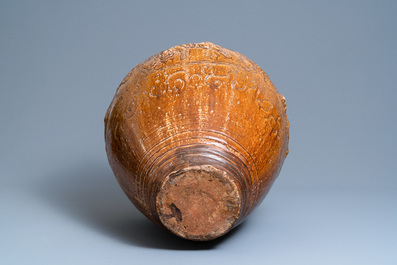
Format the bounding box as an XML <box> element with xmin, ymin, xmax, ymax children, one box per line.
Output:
<box><xmin>170</xmin><ymin>203</ymin><xmax>182</xmax><ymax>222</ymax></box>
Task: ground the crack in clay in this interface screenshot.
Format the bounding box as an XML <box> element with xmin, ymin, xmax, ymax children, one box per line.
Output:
<box><xmin>169</xmin><ymin>203</ymin><xmax>182</xmax><ymax>222</ymax></box>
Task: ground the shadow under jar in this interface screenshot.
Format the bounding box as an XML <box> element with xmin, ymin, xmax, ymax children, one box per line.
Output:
<box><xmin>105</xmin><ymin>42</ymin><xmax>289</xmax><ymax>241</ymax></box>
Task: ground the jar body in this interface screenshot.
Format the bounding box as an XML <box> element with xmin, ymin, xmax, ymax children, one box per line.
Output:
<box><xmin>105</xmin><ymin>42</ymin><xmax>289</xmax><ymax>240</ymax></box>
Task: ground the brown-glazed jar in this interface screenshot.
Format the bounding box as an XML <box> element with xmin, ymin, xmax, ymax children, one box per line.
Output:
<box><xmin>104</xmin><ymin>42</ymin><xmax>289</xmax><ymax>241</ymax></box>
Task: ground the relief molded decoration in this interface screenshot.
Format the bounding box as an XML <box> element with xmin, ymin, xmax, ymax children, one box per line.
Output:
<box><xmin>105</xmin><ymin>42</ymin><xmax>289</xmax><ymax>241</ymax></box>
<box><xmin>147</xmin><ymin>64</ymin><xmax>260</xmax><ymax>99</ymax></box>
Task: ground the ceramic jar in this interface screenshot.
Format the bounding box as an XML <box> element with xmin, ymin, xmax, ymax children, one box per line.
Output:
<box><xmin>105</xmin><ymin>42</ymin><xmax>289</xmax><ymax>240</ymax></box>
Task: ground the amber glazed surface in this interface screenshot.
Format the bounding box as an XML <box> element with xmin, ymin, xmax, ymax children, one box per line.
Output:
<box><xmin>105</xmin><ymin>42</ymin><xmax>289</xmax><ymax>241</ymax></box>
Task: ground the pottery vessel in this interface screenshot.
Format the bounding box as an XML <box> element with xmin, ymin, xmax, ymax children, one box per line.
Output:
<box><xmin>105</xmin><ymin>42</ymin><xmax>289</xmax><ymax>240</ymax></box>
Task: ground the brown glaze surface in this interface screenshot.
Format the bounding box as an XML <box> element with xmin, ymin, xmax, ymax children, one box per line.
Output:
<box><xmin>105</xmin><ymin>42</ymin><xmax>289</xmax><ymax>240</ymax></box>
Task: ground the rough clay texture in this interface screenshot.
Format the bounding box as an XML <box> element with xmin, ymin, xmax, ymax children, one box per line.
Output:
<box><xmin>104</xmin><ymin>42</ymin><xmax>289</xmax><ymax>240</ymax></box>
<box><xmin>156</xmin><ymin>165</ymin><xmax>241</xmax><ymax>240</ymax></box>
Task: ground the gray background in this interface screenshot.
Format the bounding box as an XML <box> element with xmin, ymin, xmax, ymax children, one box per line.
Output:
<box><xmin>1</xmin><ymin>0</ymin><xmax>396</xmax><ymax>264</ymax></box>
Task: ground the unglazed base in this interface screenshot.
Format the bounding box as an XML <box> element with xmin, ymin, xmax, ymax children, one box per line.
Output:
<box><xmin>156</xmin><ymin>165</ymin><xmax>242</xmax><ymax>241</ymax></box>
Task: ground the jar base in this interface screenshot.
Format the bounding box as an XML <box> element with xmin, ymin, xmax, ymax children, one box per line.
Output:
<box><xmin>156</xmin><ymin>165</ymin><xmax>242</xmax><ymax>241</ymax></box>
